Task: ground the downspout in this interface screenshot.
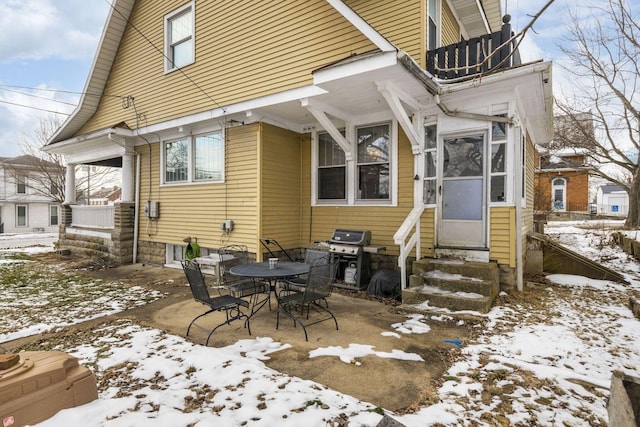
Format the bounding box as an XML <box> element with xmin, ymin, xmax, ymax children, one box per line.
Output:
<box><xmin>133</xmin><ymin>153</ymin><xmax>141</xmax><ymax>263</ymax></box>
<box><xmin>515</xmin><ymin>128</ymin><xmax>524</xmax><ymax>291</ymax></box>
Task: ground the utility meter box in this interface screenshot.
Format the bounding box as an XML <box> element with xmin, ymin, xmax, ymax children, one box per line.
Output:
<box><xmin>145</xmin><ymin>201</ymin><xmax>159</xmax><ymax>218</ymax></box>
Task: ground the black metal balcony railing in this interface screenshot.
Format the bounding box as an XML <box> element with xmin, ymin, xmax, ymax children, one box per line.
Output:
<box><xmin>427</xmin><ymin>16</ymin><xmax>520</xmax><ymax>80</ymax></box>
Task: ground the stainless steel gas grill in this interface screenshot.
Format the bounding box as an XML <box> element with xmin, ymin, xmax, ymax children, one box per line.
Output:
<box><xmin>328</xmin><ymin>229</ymin><xmax>373</xmax><ymax>290</ymax></box>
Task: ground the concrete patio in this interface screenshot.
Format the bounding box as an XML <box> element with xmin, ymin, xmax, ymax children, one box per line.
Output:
<box><xmin>106</xmin><ymin>263</ymin><xmax>473</xmax><ymax>411</ymax></box>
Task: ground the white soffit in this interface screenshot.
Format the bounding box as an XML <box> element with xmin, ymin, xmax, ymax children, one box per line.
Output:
<box><xmin>449</xmin><ymin>0</ymin><xmax>494</xmax><ymax>37</ymax></box>
<box><xmin>481</xmin><ymin>0</ymin><xmax>503</xmax><ymax>32</ymax></box>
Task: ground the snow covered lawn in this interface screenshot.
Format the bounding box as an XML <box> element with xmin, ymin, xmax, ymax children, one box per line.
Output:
<box><xmin>2</xmin><ymin>223</ymin><xmax>640</xmax><ymax>426</ymax></box>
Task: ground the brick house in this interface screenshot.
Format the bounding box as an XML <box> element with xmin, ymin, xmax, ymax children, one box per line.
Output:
<box><xmin>534</xmin><ymin>147</ymin><xmax>591</xmax><ymax>213</ymax></box>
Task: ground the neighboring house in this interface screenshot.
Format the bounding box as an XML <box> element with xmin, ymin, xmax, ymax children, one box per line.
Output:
<box><xmin>534</xmin><ymin>146</ymin><xmax>591</xmax><ymax>213</ymax></box>
<box><xmin>43</xmin><ymin>0</ymin><xmax>552</xmax><ymax>290</ymax></box>
<box><xmin>596</xmin><ymin>184</ymin><xmax>629</xmax><ymax>216</ymax></box>
<box><xmin>0</xmin><ymin>155</ymin><xmax>61</xmax><ymax>234</ymax></box>
<box><xmin>89</xmin><ymin>186</ymin><xmax>122</xmax><ymax>206</ymax></box>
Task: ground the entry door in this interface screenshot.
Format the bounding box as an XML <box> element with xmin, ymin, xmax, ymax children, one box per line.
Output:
<box><xmin>438</xmin><ymin>133</ymin><xmax>487</xmax><ymax>248</ymax></box>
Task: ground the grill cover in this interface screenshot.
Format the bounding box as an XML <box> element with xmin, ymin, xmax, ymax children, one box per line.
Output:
<box><xmin>329</xmin><ymin>229</ymin><xmax>371</xmax><ymax>246</ymax></box>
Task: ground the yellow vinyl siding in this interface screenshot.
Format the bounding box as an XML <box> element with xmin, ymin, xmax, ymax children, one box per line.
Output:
<box><xmin>490</xmin><ymin>206</ymin><xmax>515</xmax><ymax>267</ymax></box>
<box><xmin>135</xmin><ymin>124</ymin><xmax>260</xmax><ymax>252</ymax></box>
<box><xmin>347</xmin><ymin>0</ymin><xmax>423</xmax><ymax>60</ymax></box>
<box><xmin>299</xmin><ymin>126</ymin><xmax>415</xmax><ymax>256</ymax></box>
<box><xmin>77</xmin><ymin>0</ymin><xmax>375</xmax><ymax>135</ymax></box>
<box><xmin>259</xmin><ymin>123</ymin><xmax>304</xmax><ymax>259</ymax></box>
<box><xmin>441</xmin><ymin>1</ymin><xmax>460</xmax><ymax>46</ymax></box>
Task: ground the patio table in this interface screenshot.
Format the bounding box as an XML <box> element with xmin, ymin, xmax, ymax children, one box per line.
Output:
<box><xmin>229</xmin><ymin>261</ymin><xmax>309</xmax><ymax>315</ymax></box>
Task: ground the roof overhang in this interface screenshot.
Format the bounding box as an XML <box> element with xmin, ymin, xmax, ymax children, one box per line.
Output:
<box><xmin>42</xmin><ymin>126</ymin><xmax>132</xmax><ymax>166</ymax></box>
<box><xmin>48</xmin><ymin>0</ymin><xmax>135</xmax><ymax>145</ymax></box>
<box><xmin>449</xmin><ymin>0</ymin><xmax>500</xmax><ymax>37</ymax></box>
<box><xmin>438</xmin><ymin>61</ymin><xmax>554</xmax><ymax>145</ymax></box>
<box><xmin>47</xmin><ymin>51</ymin><xmax>553</xmax><ymax>163</ymax></box>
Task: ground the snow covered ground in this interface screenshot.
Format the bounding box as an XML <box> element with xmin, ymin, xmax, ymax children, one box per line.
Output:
<box><xmin>1</xmin><ymin>222</ymin><xmax>639</xmax><ymax>426</ymax></box>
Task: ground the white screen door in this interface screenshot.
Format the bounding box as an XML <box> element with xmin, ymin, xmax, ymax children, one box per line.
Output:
<box><xmin>438</xmin><ymin>133</ymin><xmax>487</xmax><ymax>248</ymax></box>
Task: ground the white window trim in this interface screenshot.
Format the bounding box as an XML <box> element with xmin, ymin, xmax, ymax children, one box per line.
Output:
<box><xmin>164</xmin><ymin>2</ymin><xmax>195</xmax><ymax>73</ymax></box>
<box><xmin>312</xmin><ymin>120</ymin><xmax>397</xmax><ymax>207</ymax></box>
<box><xmin>160</xmin><ymin>129</ymin><xmax>225</xmax><ymax>187</ymax></box>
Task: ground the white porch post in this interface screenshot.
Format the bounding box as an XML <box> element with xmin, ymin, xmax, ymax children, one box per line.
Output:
<box><xmin>121</xmin><ymin>154</ymin><xmax>135</xmax><ymax>202</ymax></box>
<box><xmin>65</xmin><ymin>164</ymin><xmax>76</xmax><ymax>204</ymax></box>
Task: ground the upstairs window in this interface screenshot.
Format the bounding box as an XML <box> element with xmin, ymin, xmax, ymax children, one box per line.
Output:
<box><xmin>427</xmin><ymin>0</ymin><xmax>438</xmax><ymax>50</ymax></box>
<box><xmin>165</xmin><ymin>3</ymin><xmax>194</xmax><ymax>71</ymax></box>
<box><xmin>163</xmin><ymin>131</ymin><xmax>224</xmax><ymax>185</ymax></box>
<box><xmin>16</xmin><ymin>175</ymin><xmax>26</xmax><ymax>194</ymax></box>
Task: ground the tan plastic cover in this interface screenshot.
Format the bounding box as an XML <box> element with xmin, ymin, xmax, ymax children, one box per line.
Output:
<box><xmin>0</xmin><ymin>351</ymin><xmax>98</xmax><ymax>427</ymax></box>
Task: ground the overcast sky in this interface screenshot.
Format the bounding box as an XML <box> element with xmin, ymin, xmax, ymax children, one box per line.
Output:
<box><xmin>0</xmin><ymin>0</ymin><xmax>580</xmax><ymax>158</ymax></box>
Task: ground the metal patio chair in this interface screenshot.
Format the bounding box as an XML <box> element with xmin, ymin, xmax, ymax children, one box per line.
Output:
<box><xmin>276</xmin><ymin>262</ymin><xmax>338</xmax><ymax>341</ymax></box>
<box><xmin>280</xmin><ymin>248</ymin><xmax>330</xmax><ymax>297</ymax></box>
<box><xmin>218</xmin><ymin>244</ymin><xmax>271</xmax><ymax>314</ymax></box>
<box><xmin>181</xmin><ymin>259</ymin><xmax>250</xmax><ymax>346</ymax></box>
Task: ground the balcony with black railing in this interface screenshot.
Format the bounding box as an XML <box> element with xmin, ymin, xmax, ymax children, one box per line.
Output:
<box><xmin>427</xmin><ymin>15</ymin><xmax>521</xmax><ymax>80</ymax></box>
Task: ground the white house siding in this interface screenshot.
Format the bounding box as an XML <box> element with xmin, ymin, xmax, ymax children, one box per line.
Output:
<box><xmin>0</xmin><ymin>202</ymin><xmax>58</xmax><ymax>234</ymax></box>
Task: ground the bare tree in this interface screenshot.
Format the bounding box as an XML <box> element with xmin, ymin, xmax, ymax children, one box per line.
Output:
<box><xmin>554</xmin><ymin>0</ymin><xmax>640</xmax><ymax>226</ymax></box>
<box><xmin>4</xmin><ymin>116</ymin><xmax>120</xmax><ymax>204</ymax></box>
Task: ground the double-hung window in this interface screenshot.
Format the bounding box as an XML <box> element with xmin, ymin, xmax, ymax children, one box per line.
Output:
<box><xmin>315</xmin><ymin>122</ymin><xmax>393</xmax><ymax>205</ymax></box>
<box><xmin>165</xmin><ymin>3</ymin><xmax>194</xmax><ymax>71</ymax></box>
<box><xmin>16</xmin><ymin>175</ymin><xmax>26</xmax><ymax>194</ymax></box>
<box><xmin>357</xmin><ymin>124</ymin><xmax>390</xmax><ymax>200</ymax></box>
<box><xmin>163</xmin><ymin>131</ymin><xmax>224</xmax><ymax>184</ymax></box>
<box><xmin>16</xmin><ymin>205</ymin><xmax>27</xmax><ymax>227</ymax></box>
<box><xmin>50</xmin><ymin>205</ymin><xmax>59</xmax><ymax>226</ymax></box>
<box><xmin>317</xmin><ymin>131</ymin><xmax>346</xmax><ymax>200</ymax></box>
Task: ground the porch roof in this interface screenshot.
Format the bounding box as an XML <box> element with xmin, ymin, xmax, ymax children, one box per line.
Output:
<box><xmin>45</xmin><ymin>50</ymin><xmax>553</xmax><ymax>157</ymax></box>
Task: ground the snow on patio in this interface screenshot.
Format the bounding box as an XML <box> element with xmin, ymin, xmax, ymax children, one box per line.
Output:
<box><xmin>1</xmin><ymin>222</ymin><xmax>640</xmax><ymax>426</ymax></box>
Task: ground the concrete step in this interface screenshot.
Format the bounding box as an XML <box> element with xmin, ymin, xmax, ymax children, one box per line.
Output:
<box><xmin>412</xmin><ymin>258</ymin><xmax>500</xmax><ymax>283</ymax></box>
<box><xmin>402</xmin><ymin>285</ymin><xmax>494</xmax><ymax>313</ymax></box>
<box><xmin>409</xmin><ymin>270</ymin><xmax>499</xmax><ymax>298</ymax></box>
<box><xmin>406</xmin><ymin>258</ymin><xmax>500</xmax><ymax>313</ymax></box>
